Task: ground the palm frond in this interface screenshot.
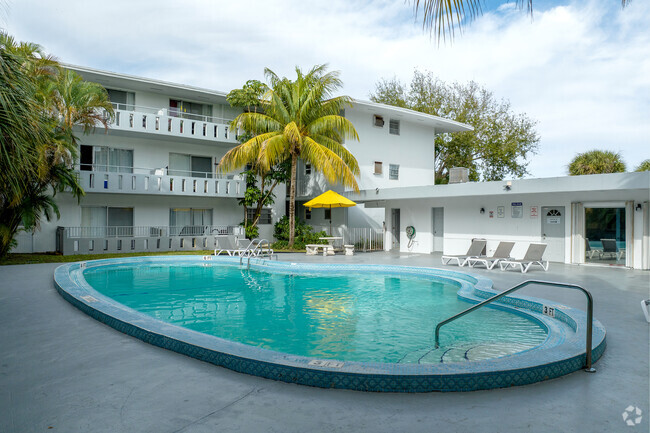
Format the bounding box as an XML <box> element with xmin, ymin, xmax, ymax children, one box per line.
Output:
<box><xmin>219</xmin><ymin>131</ymin><xmax>281</xmax><ymax>173</ymax></box>
<box><xmin>301</xmin><ymin>137</ymin><xmax>359</xmax><ymax>192</ymax></box>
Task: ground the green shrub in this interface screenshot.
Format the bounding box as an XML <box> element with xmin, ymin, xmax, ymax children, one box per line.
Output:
<box><xmin>240</xmin><ymin>222</ymin><xmax>259</xmax><ymax>240</ymax></box>
<box><xmin>272</xmin><ymin>216</ymin><xmax>327</xmax><ymax>249</ymax></box>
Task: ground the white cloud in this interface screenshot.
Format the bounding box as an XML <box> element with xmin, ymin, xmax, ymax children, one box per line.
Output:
<box><xmin>4</xmin><ymin>0</ymin><xmax>648</xmax><ymax>176</ymax></box>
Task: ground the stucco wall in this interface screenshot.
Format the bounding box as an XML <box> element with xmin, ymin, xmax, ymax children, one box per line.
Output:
<box><xmin>382</xmin><ymin>189</ymin><xmax>650</xmax><ymax>270</ymax></box>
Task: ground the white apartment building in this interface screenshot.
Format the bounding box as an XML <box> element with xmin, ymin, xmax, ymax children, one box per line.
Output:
<box><xmin>12</xmin><ymin>65</ymin><xmax>470</xmax><ymax>255</ymax></box>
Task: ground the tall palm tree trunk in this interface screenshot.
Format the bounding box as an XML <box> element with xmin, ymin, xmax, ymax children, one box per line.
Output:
<box><xmin>288</xmin><ymin>153</ymin><xmax>298</xmax><ymax>247</ymax></box>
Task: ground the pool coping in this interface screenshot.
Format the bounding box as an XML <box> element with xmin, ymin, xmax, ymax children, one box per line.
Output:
<box><xmin>53</xmin><ymin>255</ymin><xmax>606</xmax><ymax>392</ymax></box>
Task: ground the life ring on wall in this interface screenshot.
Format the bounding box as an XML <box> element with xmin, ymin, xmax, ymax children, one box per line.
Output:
<box><xmin>406</xmin><ymin>226</ymin><xmax>416</xmax><ymax>249</ymax></box>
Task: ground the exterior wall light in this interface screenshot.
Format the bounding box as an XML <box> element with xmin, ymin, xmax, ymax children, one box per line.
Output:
<box><xmin>636</xmin><ymin>203</ymin><xmax>643</xmax><ymax>211</ymax></box>
<box><xmin>504</xmin><ymin>181</ymin><xmax>512</xmax><ymax>191</ymax></box>
<box><xmin>480</xmin><ymin>207</ymin><xmax>485</xmax><ymax>214</ymax></box>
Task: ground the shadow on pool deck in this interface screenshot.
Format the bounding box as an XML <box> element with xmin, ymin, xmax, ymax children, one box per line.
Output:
<box><xmin>0</xmin><ymin>252</ymin><xmax>648</xmax><ymax>433</ymax></box>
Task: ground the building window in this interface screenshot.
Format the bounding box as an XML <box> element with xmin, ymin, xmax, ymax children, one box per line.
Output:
<box><xmin>389</xmin><ymin>119</ymin><xmax>400</xmax><ymax>135</ymax></box>
<box><xmin>80</xmin><ymin>145</ymin><xmax>133</xmax><ymax>173</ymax></box>
<box><xmin>373</xmin><ymin>115</ymin><xmax>385</xmax><ymax>127</ymax></box>
<box><xmin>324</xmin><ymin>208</ymin><xmax>332</xmax><ymax>220</ymax></box>
<box><xmin>106</xmin><ymin>89</ymin><xmax>135</xmax><ymax>111</ymax></box>
<box><xmin>305</xmin><ymin>163</ymin><xmax>312</xmax><ymax>175</ymax></box>
<box><xmin>305</xmin><ymin>208</ymin><xmax>312</xmax><ymax>220</ymax></box>
<box><xmin>247</xmin><ymin>208</ymin><xmax>272</xmax><ymax>225</ymax></box>
<box><xmin>389</xmin><ymin>164</ymin><xmax>399</xmax><ymax>180</ymax></box>
<box><xmin>374</xmin><ymin>161</ymin><xmax>383</xmax><ymax>175</ymax></box>
<box><xmin>170</xmin><ymin>208</ymin><xmax>213</xmax><ymax>235</ymax></box>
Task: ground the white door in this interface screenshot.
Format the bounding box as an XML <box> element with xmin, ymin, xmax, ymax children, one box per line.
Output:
<box><xmin>541</xmin><ymin>206</ymin><xmax>565</xmax><ymax>262</ymax></box>
<box><xmin>431</xmin><ymin>207</ymin><xmax>444</xmax><ymax>252</ymax></box>
<box><xmin>391</xmin><ymin>208</ymin><xmax>400</xmax><ymax>250</ymax></box>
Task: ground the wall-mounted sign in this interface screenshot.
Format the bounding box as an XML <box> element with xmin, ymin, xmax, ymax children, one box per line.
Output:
<box><xmin>497</xmin><ymin>206</ymin><xmax>505</xmax><ymax>218</ymax></box>
<box><xmin>489</xmin><ymin>210</ymin><xmax>494</xmax><ymax>218</ymax></box>
<box><xmin>511</xmin><ymin>203</ymin><xmax>523</xmax><ymax>218</ymax></box>
<box><xmin>511</xmin><ymin>202</ymin><xmax>523</xmax><ymax>206</ymax></box>
<box><xmin>530</xmin><ymin>206</ymin><xmax>538</xmax><ymax>218</ymax></box>
<box><xmin>547</xmin><ymin>217</ymin><xmax>561</xmax><ymax>224</ymax></box>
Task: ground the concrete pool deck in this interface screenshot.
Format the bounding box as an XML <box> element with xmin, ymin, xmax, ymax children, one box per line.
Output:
<box><xmin>1</xmin><ymin>252</ymin><xmax>648</xmax><ymax>432</ymax></box>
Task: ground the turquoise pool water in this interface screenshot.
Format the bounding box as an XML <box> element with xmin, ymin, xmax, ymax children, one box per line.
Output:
<box><xmin>83</xmin><ymin>263</ymin><xmax>548</xmax><ymax>364</ymax></box>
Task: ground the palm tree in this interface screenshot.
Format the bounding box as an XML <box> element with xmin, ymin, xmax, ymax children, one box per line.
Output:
<box><xmin>634</xmin><ymin>159</ymin><xmax>650</xmax><ymax>172</ymax></box>
<box><xmin>568</xmin><ymin>150</ymin><xmax>626</xmax><ymax>176</ymax></box>
<box><xmin>219</xmin><ymin>65</ymin><xmax>360</xmax><ymax>247</ymax></box>
<box><xmin>0</xmin><ymin>33</ymin><xmax>113</xmax><ymax>257</ymax></box>
<box><xmin>413</xmin><ymin>0</ymin><xmax>629</xmax><ymax>41</ymax></box>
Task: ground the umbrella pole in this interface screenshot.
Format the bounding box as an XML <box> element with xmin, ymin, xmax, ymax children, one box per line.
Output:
<box><xmin>329</xmin><ymin>205</ymin><xmax>332</xmax><ymax>236</ymax></box>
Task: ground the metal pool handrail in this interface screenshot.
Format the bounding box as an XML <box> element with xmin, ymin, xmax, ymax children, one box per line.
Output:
<box><xmin>434</xmin><ymin>280</ymin><xmax>596</xmax><ymax>372</ymax></box>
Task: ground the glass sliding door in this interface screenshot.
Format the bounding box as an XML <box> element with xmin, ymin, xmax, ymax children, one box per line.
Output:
<box><xmin>169</xmin><ymin>153</ymin><xmax>212</xmax><ymax>178</ymax></box>
<box><xmin>585</xmin><ymin>207</ymin><xmax>626</xmax><ymax>265</ymax></box>
<box><xmin>169</xmin><ymin>153</ymin><xmax>191</xmax><ymax>177</ymax></box>
<box><xmin>81</xmin><ymin>206</ymin><xmax>107</xmax><ymax>237</ymax></box>
<box><xmin>92</xmin><ymin>147</ymin><xmax>133</xmax><ymax>173</ymax></box>
<box><xmin>81</xmin><ymin>206</ymin><xmax>133</xmax><ymax>237</ymax></box>
<box><xmin>191</xmin><ymin>156</ymin><xmax>212</xmax><ymax>178</ymax></box>
<box><xmin>170</xmin><ymin>208</ymin><xmax>212</xmax><ymax>235</ymax></box>
<box><xmin>107</xmin><ymin>207</ymin><xmax>134</xmax><ymax>237</ymax></box>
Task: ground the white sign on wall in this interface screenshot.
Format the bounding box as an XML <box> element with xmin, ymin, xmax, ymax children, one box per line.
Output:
<box><xmin>530</xmin><ymin>206</ymin><xmax>538</xmax><ymax>218</ymax></box>
<box><xmin>511</xmin><ymin>202</ymin><xmax>523</xmax><ymax>219</ymax></box>
<box><xmin>547</xmin><ymin>217</ymin><xmax>561</xmax><ymax>224</ymax></box>
<box><xmin>497</xmin><ymin>206</ymin><xmax>505</xmax><ymax>218</ymax></box>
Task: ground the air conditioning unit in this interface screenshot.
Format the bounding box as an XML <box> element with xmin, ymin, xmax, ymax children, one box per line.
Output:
<box><xmin>449</xmin><ymin>167</ymin><xmax>469</xmax><ymax>184</ymax></box>
<box><xmin>373</xmin><ymin>115</ymin><xmax>384</xmax><ymax>127</ymax></box>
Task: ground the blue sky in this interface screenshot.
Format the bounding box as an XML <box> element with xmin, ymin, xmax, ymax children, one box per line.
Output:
<box><xmin>4</xmin><ymin>0</ymin><xmax>648</xmax><ymax>178</ymax></box>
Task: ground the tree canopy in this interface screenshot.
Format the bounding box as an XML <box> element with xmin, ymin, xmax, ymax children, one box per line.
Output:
<box><xmin>220</xmin><ymin>65</ymin><xmax>359</xmax><ymax>247</ymax></box>
<box><xmin>568</xmin><ymin>150</ymin><xmax>626</xmax><ymax>176</ymax></box>
<box><xmin>370</xmin><ymin>71</ymin><xmax>539</xmax><ymax>183</ymax></box>
<box><xmin>0</xmin><ymin>33</ymin><xmax>113</xmax><ymax>257</ymax></box>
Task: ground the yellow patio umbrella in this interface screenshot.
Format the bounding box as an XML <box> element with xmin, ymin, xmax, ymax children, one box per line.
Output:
<box><xmin>303</xmin><ymin>190</ymin><xmax>356</xmax><ymax>235</ymax></box>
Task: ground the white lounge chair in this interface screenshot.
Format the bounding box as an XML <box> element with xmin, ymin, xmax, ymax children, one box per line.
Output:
<box><xmin>641</xmin><ymin>299</ymin><xmax>650</xmax><ymax>323</ymax></box>
<box><xmin>441</xmin><ymin>239</ymin><xmax>487</xmax><ymax>267</ymax></box>
<box><xmin>466</xmin><ymin>241</ymin><xmax>515</xmax><ymax>270</ymax></box>
<box><xmin>499</xmin><ymin>243</ymin><xmax>549</xmax><ymax>273</ymax></box>
<box><xmin>214</xmin><ymin>235</ymin><xmax>248</xmax><ymax>256</ymax></box>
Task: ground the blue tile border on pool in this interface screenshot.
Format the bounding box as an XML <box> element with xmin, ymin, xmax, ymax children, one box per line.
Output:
<box><xmin>53</xmin><ymin>255</ymin><xmax>606</xmax><ymax>392</ymax></box>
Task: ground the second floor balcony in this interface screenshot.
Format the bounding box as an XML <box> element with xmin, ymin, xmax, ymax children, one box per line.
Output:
<box><xmin>77</xmin><ymin>164</ymin><xmax>244</xmax><ymax>198</ymax></box>
<box><xmin>106</xmin><ymin>102</ymin><xmax>240</xmax><ymax>144</ymax></box>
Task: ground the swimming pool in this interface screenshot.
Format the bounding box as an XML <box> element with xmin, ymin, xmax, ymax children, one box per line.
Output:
<box><xmin>54</xmin><ymin>256</ymin><xmax>606</xmax><ymax>392</ymax></box>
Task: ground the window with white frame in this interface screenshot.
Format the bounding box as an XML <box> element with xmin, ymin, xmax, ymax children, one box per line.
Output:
<box><xmin>374</xmin><ymin>161</ymin><xmax>383</xmax><ymax>175</ymax></box>
<box><xmin>389</xmin><ymin>164</ymin><xmax>400</xmax><ymax>180</ymax></box>
<box><xmin>389</xmin><ymin>119</ymin><xmax>400</xmax><ymax>135</ymax></box>
<box><xmin>247</xmin><ymin>208</ymin><xmax>272</xmax><ymax>225</ymax></box>
<box><xmin>305</xmin><ymin>163</ymin><xmax>312</xmax><ymax>175</ymax></box>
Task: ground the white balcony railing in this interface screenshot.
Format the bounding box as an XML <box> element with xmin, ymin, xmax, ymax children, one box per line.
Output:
<box><xmin>106</xmin><ymin>102</ymin><xmax>239</xmax><ymax>144</ymax></box>
<box><xmin>63</xmin><ymin>225</ymin><xmax>233</xmax><ymax>238</ymax></box>
<box><xmin>56</xmin><ymin>225</ymin><xmax>242</xmax><ymax>255</ymax></box>
<box><xmin>77</xmin><ymin>165</ymin><xmax>244</xmax><ymax>198</ymax></box>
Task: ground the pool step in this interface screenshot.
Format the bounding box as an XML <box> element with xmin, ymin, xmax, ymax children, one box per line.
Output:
<box><xmin>398</xmin><ymin>341</ymin><xmax>535</xmax><ymax>364</ymax></box>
